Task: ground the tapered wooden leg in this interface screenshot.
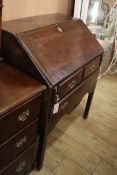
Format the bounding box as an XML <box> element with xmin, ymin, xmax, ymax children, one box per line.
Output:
<box><xmin>83</xmin><ymin>92</ymin><xmax>94</xmax><ymax>119</ymax></box>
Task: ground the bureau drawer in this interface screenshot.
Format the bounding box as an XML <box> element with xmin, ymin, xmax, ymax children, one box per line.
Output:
<box><xmin>83</xmin><ymin>56</ymin><xmax>101</xmax><ymax>79</ymax></box>
<box><xmin>0</xmin><ymin>119</ymin><xmax>38</xmax><ymax>170</ymax></box>
<box><xmin>51</xmin><ymin>69</ymin><xmax>99</xmax><ymax>125</ymax></box>
<box><xmin>0</xmin><ymin>96</ymin><xmax>41</xmax><ymax>144</ymax></box>
<box><xmin>0</xmin><ymin>143</ymin><xmax>36</xmax><ymax>175</ymax></box>
<box><xmin>58</xmin><ymin>68</ymin><xmax>83</xmax><ymax>99</ymax></box>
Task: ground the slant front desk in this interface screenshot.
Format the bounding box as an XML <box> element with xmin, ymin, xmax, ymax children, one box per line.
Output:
<box><xmin>2</xmin><ymin>14</ymin><xmax>103</xmax><ymax>169</ymax></box>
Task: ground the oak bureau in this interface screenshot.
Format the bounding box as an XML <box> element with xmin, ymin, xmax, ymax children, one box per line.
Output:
<box><xmin>1</xmin><ymin>10</ymin><xmax>103</xmax><ymax>171</ymax></box>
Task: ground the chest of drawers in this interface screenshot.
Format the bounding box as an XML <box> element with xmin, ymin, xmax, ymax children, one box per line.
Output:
<box><xmin>1</xmin><ymin>14</ymin><xmax>104</xmax><ymax>169</ymax></box>
<box><xmin>0</xmin><ymin>63</ymin><xmax>45</xmax><ymax>174</ymax></box>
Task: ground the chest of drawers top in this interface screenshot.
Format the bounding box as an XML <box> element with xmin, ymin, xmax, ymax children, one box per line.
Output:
<box><xmin>0</xmin><ymin>63</ymin><xmax>45</xmax><ymax>117</ymax></box>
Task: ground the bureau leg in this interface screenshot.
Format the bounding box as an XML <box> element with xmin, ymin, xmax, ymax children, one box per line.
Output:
<box><xmin>83</xmin><ymin>92</ymin><xmax>94</xmax><ymax>119</ymax></box>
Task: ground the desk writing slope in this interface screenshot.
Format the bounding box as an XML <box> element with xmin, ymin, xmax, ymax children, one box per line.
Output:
<box><xmin>2</xmin><ymin>19</ymin><xmax>103</xmax><ymax>87</ymax></box>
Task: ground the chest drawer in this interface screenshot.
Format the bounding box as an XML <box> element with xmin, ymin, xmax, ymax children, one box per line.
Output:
<box><xmin>83</xmin><ymin>56</ymin><xmax>101</xmax><ymax>79</ymax></box>
<box><xmin>0</xmin><ymin>119</ymin><xmax>38</xmax><ymax>170</ymax></box>
<box><xmin>0</xmin><ymin>143</ymin><xmax>36</xmax><ymax>175</ymax></box>
<box><xmin>58</xmin><ymin>68</ymin><xmax>83</xmax><ymax>99</ymax></box>
<box><xmin>0</xmin><ymin>96</ymin><xmax>41</xmax><ymax>144</ymax></box>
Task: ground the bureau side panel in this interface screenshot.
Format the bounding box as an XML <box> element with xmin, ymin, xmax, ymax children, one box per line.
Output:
<box><xmin>1</xmin><ymin>30</ymin><xmax>47</xmax><ymax>85</ymax></box>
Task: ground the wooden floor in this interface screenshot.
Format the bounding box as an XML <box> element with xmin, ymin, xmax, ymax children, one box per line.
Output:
<box><xmin>31</xmin><ymin>74</ymin><xmax>117</xmax><ymax>175</ymax></box>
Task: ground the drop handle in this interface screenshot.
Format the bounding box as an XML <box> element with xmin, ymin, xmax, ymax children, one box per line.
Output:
<box><xmin>68</xmin><ymin>80</ymin><xmax>77</xmax><ymax>89</ymax></box>
<box><xmin>89</xmin><ymin>65</ymin><xmax>96</xmax><ymax>72</ymax></box>
<box><xmin>18</xmin><ymin>109</ymin><xmax>30</xmax><ymax>122</ymax></box>
<box><xmin>15</xmin><ymin>161</ymin><xmax>26</xmax><ymax>173</ymax></box>
<box><xmin>16</xmin><ymin>136</ymin><xmax>27</xmax><ymax>148</ymax></box>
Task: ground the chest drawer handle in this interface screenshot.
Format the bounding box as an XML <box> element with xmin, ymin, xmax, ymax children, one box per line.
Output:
<box><xmin>16</xmin><ymin>161</ymin><xmax>26</xmax><ymax>173</ymax></box>
<box><xmin>68</xmin><ymin>80</ymin><xmax>77</xmax><ymax>89</ymax></box>
<box><xmin>18</xmin><ymin>109</ymin><xmax>30</xmax><ymax>122</ymax></box>
<box><xmin>16</xmin><ymin>136</ymin><xmax>27</xmax><ymax>148</ymax></box>
<box><xmin>61</xmin><ymin>101</ymin><xmax>69</xmax><ymax>111</ymax></box>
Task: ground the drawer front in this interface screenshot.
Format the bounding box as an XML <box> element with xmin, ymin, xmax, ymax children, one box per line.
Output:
<box><xmin>0</xmin><ymin>96</ymin><xmax>41</xmax><ymax>144</ymax></box>
<box><xmin>0</xmin><ymin>143</ymin><xmax>36</xmax><ymax>175</ymax></box>
<box><xmin>51</xmin><ymin>69</ymin><xmax>99</xmax><ymax>124</ymax></box>
<box><xmin>83</xmin><ymin>56</ymin><xmax>101</xmax><ymax>79</ymax></box>
<box><xmin>58</xmin><ymin>68</ymin><xmax>83</xmax><ymax>99</ymax></box>
<box><xmin>0</xmin><ymin>120</ymin><xmax>38</xmax><ymax>170</ymax></box>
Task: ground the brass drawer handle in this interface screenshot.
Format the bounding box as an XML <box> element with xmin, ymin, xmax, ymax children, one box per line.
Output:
<box><xmin>16</xmin><ymin>161</ymin><xmax>26</xmax><ymax>173</ymax></box>
<box><xmin>18</xmin><ymin>109</ymin><xmax>30</xmax><ymax>122</ymax></box>
<box><xmin>68</xmin><ymin>80</ymin><xmax>77</xmax><ymax>89</ymax></box>
<box><xmin>89</xmin><ymin>65</ymin><xmax>96</xmax><ymax>73</ymax></box>
<box><xmin>61</xmin><ymin>101</ymin><xmax>69</xmax><ymax>111</ymax></box>
<box><xmin>16</xmin><ymin>136</ymin><xmax>27</xmax><ymax>148</ymax></box>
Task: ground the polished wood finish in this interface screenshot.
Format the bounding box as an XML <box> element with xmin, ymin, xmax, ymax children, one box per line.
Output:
<box><xmin>58</xmin><ymin>68</ymin><xmax>83</xmax><ymax>99</ymax></box>
<box><xmin>0</xmin><ymin>63</ymin><xmax>45</xmax><ymax>174</ymax></box>
<box><xmin>17</xmin><ymin>20</ymin><xmax>103</xmax><ymax>86</ymax></box>
<box><xmin>1</xmin><ymin>14</ymin><xmax>103</xmax><ymax>170</ymax></box>
<box><xmin>0</xmin><ymin>143</ymin><xmax>36</xmax><ymax>175</ymax></box>
<box><xmin>0</xmin><ymin>120</ymin><xmax>38</xmax><ymax>170</ymax></box>
<box><xmin>0</xmin><ymin>63</ymin><xmax>44</xmax><ymax>116</ymax></box>
<box><xmin>56</xmin><ymin>69</ymin><xmax>98</xmax><ymax>117</ymax></box>
<box><xmin>2</xmin><ymin>14</ymin><xmax>69</xmax><ymax>85</ymax></box>
<box><xmin>0</xmin><ymin>97</ymin><xmax>41</xmax><ymax>144</ymax></box>
<box><xmin>49</xmin><ymin>69</ymin><xmax>99</xmax><ymax>132</ymax></box>
<box><xmin>83</xmin><ymin>92</ymin><xmax>94</xmax><ymax>119</ymax></box>
<box><xmin>83</xmin><ymin>56</ymin><xmax>101</xmax><ymax>80</ymax></box>
<box><xmin>1</xmin><ymin>15</ymin><xmax>103</xmax><ymax>86</ymax></box>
